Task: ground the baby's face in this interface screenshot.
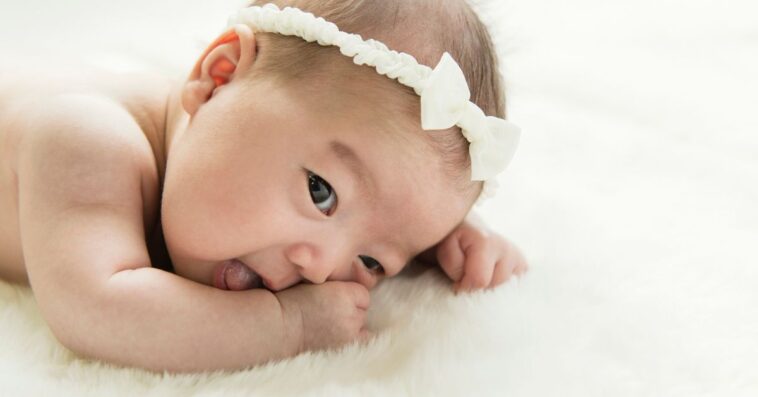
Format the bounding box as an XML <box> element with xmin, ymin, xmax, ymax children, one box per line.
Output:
<box><xmin>161</xmin><ymin>79</ymin><xmax>472</xmax><ymax>291</ymax></box>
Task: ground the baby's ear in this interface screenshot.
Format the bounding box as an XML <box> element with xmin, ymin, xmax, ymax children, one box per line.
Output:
<box><xmin>181</xmin><ymin>24</ymin><xmax>257</xmax><ymax>116</ymax></box>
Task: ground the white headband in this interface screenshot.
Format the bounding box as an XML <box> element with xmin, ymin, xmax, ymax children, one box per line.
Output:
<box><xmin>228</xmin><ymin>4</ymin><xmax>520</xmax><ymax>201</ymax></box>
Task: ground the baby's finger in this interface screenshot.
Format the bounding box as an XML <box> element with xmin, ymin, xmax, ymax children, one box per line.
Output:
<box><xmin>339</xmin><ymin>281</ymin><xmax>370</xmax><ymax>310</ymax></box>
<box><xmin>437</xmin><ymin>234</ymin><xmax>466</xmax><ymax>282</ymax></box>
<box><xmin>514</xmin><ymin>259</ymin><xmax>528</xmax><ymax>276</ymax></box>
<box><xmin>456</xmin><ymin>247</ymin><xmax>495</xmax><ymax>293</ymax></box>
<box><xmin>489</xmin><ymin>259</ymin><xmax>511</xmax><ymax>288</ymax></box>
<box><xmin>511</xmin><ymin>246</ymin><xmax>529</xmax><ymax>276</ymax></box>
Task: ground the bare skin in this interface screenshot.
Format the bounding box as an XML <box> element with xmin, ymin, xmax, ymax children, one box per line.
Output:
<box><xmin>0</xmin><ymin>28</ymin><xmax>527</xmax><ymax>372</ymax></box>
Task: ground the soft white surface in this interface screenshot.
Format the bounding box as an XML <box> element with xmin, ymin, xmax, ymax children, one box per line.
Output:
<box><xmin>1</xmin><ymin>0</ymin><xmax>757</xmax><ymax>396</ymax></box>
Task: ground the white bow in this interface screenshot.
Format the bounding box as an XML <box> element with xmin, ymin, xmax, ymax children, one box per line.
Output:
<box><xmin>420</xmin><ymin>53</ymin><xmax>520</xmax><ymax>181</ymax></box>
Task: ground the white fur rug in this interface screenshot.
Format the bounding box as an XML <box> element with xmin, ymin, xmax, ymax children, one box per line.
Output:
<box><xmin>1</xmin><ymin>0</ymin><xmax>757</xmax><ymax>396</ymax></box>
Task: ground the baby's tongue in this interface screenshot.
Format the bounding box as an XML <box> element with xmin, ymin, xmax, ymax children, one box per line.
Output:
<box><xmin>224</xmin><ymin>260</ymin><xmax>262</xmax><ymax>291</ymax></box>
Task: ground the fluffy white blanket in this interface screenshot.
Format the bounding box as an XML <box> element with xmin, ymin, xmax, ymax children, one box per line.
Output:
<box><xmin>1</xmin><ymin>0</ymin><xmax>757</xmax><ymax>395</ymax></box>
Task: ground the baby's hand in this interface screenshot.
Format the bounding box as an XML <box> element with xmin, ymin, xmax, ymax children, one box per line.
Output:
<box><xmin>275</xmin><ymin>281</ymin><xmax>372</xmax><ymax>354</ymax></box>
<box><xmin>435</xmin><ymin>220</ymin><xmax>528</xmax><ymax>294</ymax></box>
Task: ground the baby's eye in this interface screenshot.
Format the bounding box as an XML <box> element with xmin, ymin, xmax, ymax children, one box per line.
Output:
<box><xmin>307</xmin><ymin>171</ymin><xmax>338</xmax><ymax>215</ymax></box>
<box><xmin>359</xmin><ymin>255</ymin><xmax>385</xmax><ymax>274</ymax></box>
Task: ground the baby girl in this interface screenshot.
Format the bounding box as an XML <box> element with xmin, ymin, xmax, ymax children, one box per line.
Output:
<box><xmin>0</xmin><ymin>0</ymin><xmax>527</xmax><ymax>372</ymax></box>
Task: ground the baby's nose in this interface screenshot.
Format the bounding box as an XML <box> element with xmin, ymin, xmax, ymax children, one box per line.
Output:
<box><xmin>285</xmin><ymin>243</ymin><xmax>342</xmax><ymax>284</ymax></box>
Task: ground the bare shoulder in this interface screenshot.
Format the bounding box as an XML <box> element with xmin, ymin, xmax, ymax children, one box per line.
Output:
<box><xmin>0</xmin><ymin>61</ymin><xmax>173</xmax><ymax>153</ymax></box>
<box><xmin>1</xmin><ymin>64</ymin><xmax>173</xmax><ymax>208</ymax></box>
<box><xmin>14</xmin><ymin>93</ymin><xmax>155</xmax><ymax>166</ymax></box>
<box><xmin>11</xmin><ymin>93</ymin><xmax>161</xmax><ymax>224</ymax></box>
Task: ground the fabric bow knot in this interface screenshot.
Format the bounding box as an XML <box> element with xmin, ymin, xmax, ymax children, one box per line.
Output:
<box><xmin>420</xmin><ymin>52</ymin><xmax>520</xmax><ymax>181</ymax></box>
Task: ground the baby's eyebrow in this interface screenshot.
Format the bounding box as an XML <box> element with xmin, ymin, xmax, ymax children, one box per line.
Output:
<box><xmin>329</xmin><ymin>140</ymin><xmax>376</xmax><ymax>200</ymax></box>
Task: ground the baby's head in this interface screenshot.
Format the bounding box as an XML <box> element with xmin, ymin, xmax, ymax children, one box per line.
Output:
<box><xmin>161</xmin><ymin>0</ymin><xmax>514</xmax><ymax>291</ymax></box>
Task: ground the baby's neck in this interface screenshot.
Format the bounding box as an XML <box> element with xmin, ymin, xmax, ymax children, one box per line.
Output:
<box><xmin>162</xmin><ymin>83</ymin><xmax>190</xmax><ymax>176</ymax></box>
<box><xmin>140</xmin><ymin>80</ymin><xmax>190</xmax><ymax>187</ymax></box>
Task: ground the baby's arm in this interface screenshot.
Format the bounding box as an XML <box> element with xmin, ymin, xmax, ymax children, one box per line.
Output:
<box><xmin>421</xmin><ymin>212</ymin><xmax>528</xmax><ymax>293</ymax></box>
<box><xmin>14</xmin><ymin>95</ymin><xmax>302</xmax><ymax>372</ymax></box>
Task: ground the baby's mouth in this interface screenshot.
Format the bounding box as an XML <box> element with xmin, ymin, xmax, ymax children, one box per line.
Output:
<box><xmin>214</xmin><ymin>259</ymin><xmax>265</xmax><ymax>291</ymax></box>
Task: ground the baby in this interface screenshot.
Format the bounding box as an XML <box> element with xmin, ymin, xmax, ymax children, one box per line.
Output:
<box><xmin>0</xmin><ymin>0</ymin><xmax>527</xmax><ymax>372</ymax></box>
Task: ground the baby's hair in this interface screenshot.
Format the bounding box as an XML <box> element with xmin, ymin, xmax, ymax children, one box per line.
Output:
<box><xmin>246</xmin><ymin>0</ymin><xmax>506</xmax><ymax>200</ymax></box>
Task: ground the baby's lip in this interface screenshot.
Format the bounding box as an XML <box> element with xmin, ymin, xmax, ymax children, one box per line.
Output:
<box><xmin>213</xmin><ymin>261</ymin><xmax>228</xmax><ymax>290</ymax></box>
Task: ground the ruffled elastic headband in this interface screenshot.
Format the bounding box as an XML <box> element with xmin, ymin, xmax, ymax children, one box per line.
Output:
<box><xmin>227</xmin><ymin>4</ymin><xmax>520</xmax><ymax>201</ymax></box>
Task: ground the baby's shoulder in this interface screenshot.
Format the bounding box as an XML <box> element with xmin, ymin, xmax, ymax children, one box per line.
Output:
<box><xmin>0</xmin><ymin>61</ymin><xmax>172</xmax><ymax>143</ymax></box>
<box><xmin>0</xmin><ymin>65</ymin><xmax>169</xmax><ymax>225</ymax></box>
<box><xmin>10</xmin><ymin>93</ymin><xmax>154</xmax><ymax>162</ymax></box>
<box><xmin>0</xmin><ymin>63</ymin><xmax>172</xmax><ymax>171</ymax></box>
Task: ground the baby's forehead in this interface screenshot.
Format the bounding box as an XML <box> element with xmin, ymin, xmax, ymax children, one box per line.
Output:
<box><xmin>273</xmin><ymin>71</ymin><xmax>423</xmax><ymax>140</ymax></box>
<box><xmin>287</xmin><ymin>60</ymin><xmax>420</xmax><ymax>117</ymax></box>
<box><xmin>285</xmin><ymin>78</ymin><xmax>477</xmax><ymax>199</ymax></box>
